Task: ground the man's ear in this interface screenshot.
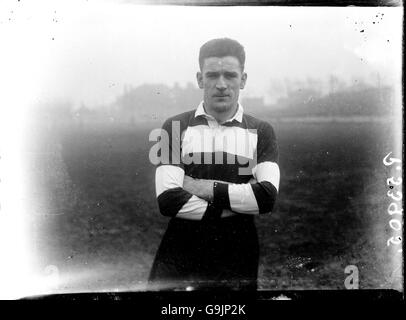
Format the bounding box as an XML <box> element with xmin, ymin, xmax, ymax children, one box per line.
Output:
<box><xmin>196</xmin><ymin>72</ymin><xmax>204</xmax><ymax>89</ymax></box>
<box><xmin>240</xmin><ymin>72</ymin><xmax>247</xmax><ymax>89</ymax></box>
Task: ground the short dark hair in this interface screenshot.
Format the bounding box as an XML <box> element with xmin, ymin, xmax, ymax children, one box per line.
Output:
<box><xmin>199</xmin><ymin>38</ymin><xmax>245</xmax><ymax>71</ymax></box>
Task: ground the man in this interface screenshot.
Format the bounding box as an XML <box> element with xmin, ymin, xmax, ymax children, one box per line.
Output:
<box><xmin>149</xmin><ymin>38</ymin><xmax>280</xmax><ymax>291</ymax></box>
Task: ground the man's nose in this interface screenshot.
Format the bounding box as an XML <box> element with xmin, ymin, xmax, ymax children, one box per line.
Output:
<box><xmin>216</xmin><ymin>76</ymin><xmax>227</xmax><ymax>90</ymax></box>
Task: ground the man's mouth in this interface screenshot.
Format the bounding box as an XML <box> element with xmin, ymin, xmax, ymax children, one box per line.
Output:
<box><xmin>213</xmin><ymin>95</ymin><xmax>229</xmax><ymax>98</ymax></box>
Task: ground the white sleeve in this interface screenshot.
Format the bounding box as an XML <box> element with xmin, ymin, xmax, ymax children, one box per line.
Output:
<box><xmin>156</xmin><ymin>165</ymin><xmax>208</xmax><ymax>220</ymax></box>
<box><xmin>253</xmin><ymin>161</ymin><xmax>280</xmax><ymax>190</ymax></box>
<box><xmin>228</xmin><ymin>161</ymin><xmax>280</xmax><ymax>214</ymax></box>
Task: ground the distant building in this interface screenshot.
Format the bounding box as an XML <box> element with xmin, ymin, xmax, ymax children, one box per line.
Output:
<box><xmin>241</xmin><ymin>97</ymin><xmax>265</xmax><ymax>110</ymax></box>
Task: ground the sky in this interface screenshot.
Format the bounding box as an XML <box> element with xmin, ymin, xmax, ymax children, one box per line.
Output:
<box><xmin>0</xmin><ymin>0</ymin><xmax>403</xmax><ymax>108</ymax></box>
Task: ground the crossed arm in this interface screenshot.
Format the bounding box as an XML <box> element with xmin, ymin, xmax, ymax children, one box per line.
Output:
<box><xmin>155</xmin><ymin>162</ymin><xmax>280</xmax><ymax>220</ymax></box>
<box><xmin>182</xmin><ymin>175</ymin><xmax>256</xmax><ymax>202</ymax></box>
<box><xmin>183</xmin><ymin>176</ymin><xmax>224</xmax><ymax>202</ymax></box>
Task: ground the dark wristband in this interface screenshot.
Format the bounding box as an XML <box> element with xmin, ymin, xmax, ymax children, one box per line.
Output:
<box><xmin>213</xmin><ymin>181</ymin><xmax>231</xmax><ymax>210</ymax></box>
<box><xmin>202</xmin><ymin>201</ymin><xmax>223</xmax><ymax>222</ymax></box>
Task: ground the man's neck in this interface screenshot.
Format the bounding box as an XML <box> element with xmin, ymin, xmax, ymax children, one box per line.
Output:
<box><xmin>203</xmin><ymin>103</ymin><xmax>239</xmax><ymax>124</ymax></box>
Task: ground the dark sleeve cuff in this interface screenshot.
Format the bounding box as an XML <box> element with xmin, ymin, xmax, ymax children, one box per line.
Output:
<box><xmin>213</xmin><ymin>182</ymin><xmax>231</xmax><ymax>210</ymax></box>
<box><xmin>201</xmin><ymin>201</ymin><xmax>223</xmax><ymax>222</ymax></box>
<box><xmin>250</xmin><ymin>181</ymin><xmax>278</xmax><ymax>214</ymax></box>
<box><xmin>157</xmin><ymin>187</ymin><xmax>193</xmax><ymax>217</ymax></box>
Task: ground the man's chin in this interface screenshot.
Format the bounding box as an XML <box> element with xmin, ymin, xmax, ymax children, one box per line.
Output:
<box><xmin>211</xmin><ymin>102</ymin><xmax>233</xmax><ymax>113</ymax></box>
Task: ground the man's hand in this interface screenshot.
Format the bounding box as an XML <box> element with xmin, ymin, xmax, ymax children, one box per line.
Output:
<box><xmin>183</xmin><ymin>176</ymin><xmax>258</xmax><ymax>202</ymax></box>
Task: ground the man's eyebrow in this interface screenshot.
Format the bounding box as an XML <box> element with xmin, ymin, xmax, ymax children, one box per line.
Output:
<box><xmin>224</xmin><ymin>71</ymin><xmax>239</xmax><ymax>76</ymax></box>
<box><xmin>204</xmin><ymin>71</ymin><xmax>219</xmax><ymax>76</ymax></box>
<box><xmin>204</xmin><ymin>71</ymin><xmax>239</xmax><ymax>77</ymax></box>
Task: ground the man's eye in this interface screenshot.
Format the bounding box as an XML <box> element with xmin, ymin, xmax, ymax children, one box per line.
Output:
<box><xmin>225</xmin><ymin>73</ymin><xmax>238</xmax><ymax>78</ymax></box>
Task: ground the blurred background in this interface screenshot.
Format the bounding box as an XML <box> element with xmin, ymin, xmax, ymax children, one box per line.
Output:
<box><xmin>0</xmin><ymin>1</ymin><xmax>402</xmax><ymax>295</ymax></box>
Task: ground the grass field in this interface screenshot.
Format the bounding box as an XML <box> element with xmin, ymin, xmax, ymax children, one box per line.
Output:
<box><xmin>27</xmin><ymin>118</ymin><xmax>402</xmax><ymax>293</ymax></box>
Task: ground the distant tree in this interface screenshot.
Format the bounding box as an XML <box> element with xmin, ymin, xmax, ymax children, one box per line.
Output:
<box><xmin>268</xmin><ymin>78</ymin><xmax>287</xmax><ymax>102</ymax></box>
<box><xmin>349</xmin><ymin>76</ymin><xmax>368</xmax><ymax>92</ymax></box>
<box><xmin>33</xmin><ymin>99</ymin><xmax>74</xmax><ymax>131</ymax></box>
<box><xmin>177</xmin><ymin>82</ymin><xmax>201</xmax><ymax>110</ymax></box>
<box><xmin>111</xmin><ymin>82</ymin><xmax>202</xmax><ymax>122</ymax></box>
<box><xmin>305</xmin><ymin>77</ymin><xmax>323</xmax><ymax>98</ymax></box>
<box><xmin>329</xmin><ymin>75</ymin><xmax>339</xmax><ymax>94</ymax></box>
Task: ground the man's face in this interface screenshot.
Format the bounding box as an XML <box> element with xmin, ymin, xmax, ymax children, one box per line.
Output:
<box><xmin>197</xmin><ymin>56</ymin><xmax>247</xmax><ymax>115</ymax></box>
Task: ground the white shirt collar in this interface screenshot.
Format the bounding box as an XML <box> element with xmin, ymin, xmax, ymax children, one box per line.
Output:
<box><xmin>194</xmin><ymin>101</ymin><xmax>244</xmax><ymax>123</ymax></box>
